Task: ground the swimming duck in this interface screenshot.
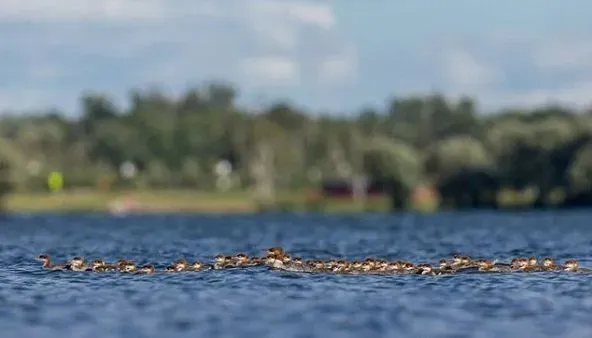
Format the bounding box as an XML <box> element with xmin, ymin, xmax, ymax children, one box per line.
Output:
<box><xmin>265</xmin><ymin>255</ymin><xmax>285</xmax><ymax>269</ymax></box>
<box><xmin>68</xmin><ymin>256</ymin><xmax>87</xmax><ymax>271</ymax></box>
<box><xmin>563</xmin><ymin>259</ymin><xmax>580</xmax><ymax>272</ymax></box>
<box><xmin>213</xmin><ymin>254</ymin><xmax>230</xmax><ymax>269</ymax></box>
<box><xmin>36</xmin><ymin>254</ymin><xmax>68</xmax><ymax>271</ymax></box>
<box><xmin>511</xmin><ymin>257</ymin><xmax>529</xmax><ymax>271</ymax></box>
<box><xmin>476</xmin><ymin>259</ymin><xmax>496</xmax><ymax>272</ymax></box>
<box><xmin>451</xmin><ymin>255</ymin><xmax>473</xmax><ymax>268</ymax></box>
<box><xmin>173</xmin><ymin>258</ymin><xmax>189</xmax><ymax>271</ymax></box>
<box><xmin>137</xmin><ymin>264</ymin><xmax>155</xmax><ymax>274</ymax></box>
<box><xmin>265</xmin><ymin>247</ymin><xmax>286</xmax><ymax>258</ymax></box>
<box><xmin>117</xmin><ymin>260</ymin><xmax>137</xmax><ymax>272</ymax></box>
<box><xmin>122</xmin><ymin>263</ymin><xmax>137</xmax><ymax>273</ymax></box>
<box><xmin>439</xmin><ymin>259</ymin><xmax>450</xmax><ymax>270</ymax></box>
<box><xmin>87</xmin><ymin>259</ymin><xmax>107</xmax><ymax>272</ymax></box>
<box><xmin>191</xmin><ymin>261</ymin><xmax>212</xmax><ymax>271</ymax></box>
<box><xmin>522</xmin><ymin>256</ymin><xmax>543</xmax><ymax>272</ymax></box>
<box><xmin>416</xmin><ymin>263</ymin><xmax>435</xmax><ymax>275</ymax></box>
<box><xmin>116</xmin><ymin>259</ymin><xmax>132</xmax><ymax>270</ymax></box>
<box><xmin>247</xmin><ymin>256</ymin><xmax>265</xmax><ymax>266</ymax></box>
<box><xmin>332</xmin><ymin>260</ymin><xmax>350</xmax><ymax>273</ymax></box>
<box><xmin>541</xmin><ymin>257</ymin><xmax>559</xmax><ymax>271</ymax></box>
<box><xmin>231</xmin><ymin>253</ymin><xmax>250</xmax><ymax>267</ymax></box>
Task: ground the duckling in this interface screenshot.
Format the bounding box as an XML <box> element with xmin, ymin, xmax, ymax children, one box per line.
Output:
<box><xmin>165</xmin><ymin>265</ymin><xmax>176</xmax><ymax>272</ymax></box>
<box><xmin>116</xmin><ymin>259</ymin><xmax>132</xmax><ymax>271</ymax></box>
<box><xmin>451</xmin><ymin>254</ymin><xmax>473</xmax><ymax>268</ymax></box>
<box><xmin>281</xmin><ymin>255</ymin><xmax>292</xmax><ymax>265</ymax></box>
<box><xmin>476</xmin><ymin>259</ymin><xmax>495</xmax><ymax>272</ymax></box>
<box><xmin>541</xmin><ymin>257</ymin><xmax>559</xmax><ymax>271</ymax></box>
<box><xmin>375</xmin><ymin>260</ymin><xmax>389</xmax><ymax>272</ymax></box>
<box><xmin>416</xmin><ymin>263</ymin><xmax>435</xmax><ymax>275</ymax></box>
<box><xmin>87</xmin><ymin>259</ymin><xmax>107</xmax><ymax>272</ymax></box>
<box><xmin>117</xmin><ymin>260</ymin><xmax>136</xmax><ymax>273</ymax></box>
<box><xmin>285</xmin><ymin>257</ymin><xmax>306</xmax><ymax>271</ymax></box>
<box><xmin>439</xmin><ymin>259</ymin><xmax>451</xmax><ymax>270</ymax></box>
<box><xmin>265</xmin><ymin>255</ymin><xmax>285</xmax><ymax>269</ymax></box>
<box><xmin>265</xmin><ymin>247</ymin><xmax>286</xmax><ymax>258</ymax></box>
<box><xmin>247</xmin><ymin>256</ymin><xmax>265</xmax><ymax>267</ymax></box>
<box><xmin>332</xmin><ymin>260</ymin><xmax>349</xmax><ymax>273</ymax></box>
<box><xmin>291</xmin><ymin>257</ymin><xmax>304</xmax><ymax>266</ymax></box>
<box><xmin>230</xmin><ymin>253</ymin><xmax>250</xmax><ymax>267</ymax></box>
<box><xmin>511</xmin><ymin>257</ymin><xmax>529</xmax><ymax>271</ymax></box>
<box><xmin>360</xmin><ymin>261</ymin><xmax>373</xmax><ymax>272</ymax></box>
<box><xmin>213</xmin><ymin>254</ymin><xmax>230</xmax><ymax>269</ymax></box>
<box><xmin>387</xmin><ymin>261</ymin><xmax>402</xmax><ymax>273</ymax></box>
<box><xmin>311</xmin><ymin>260</ymin><xmax>326</xmax><ymax>272</ymax></box>
<box><xmin>191</xmin><ymin>261</ymin><xmax>211</xmax><ymax>271</ymax></box>
<box><xmin>350</xmin><ymin>260</ymin><xmax>363</xmax><ymax>272</ymax></box>
<box><xmin>402</xmin><ymin>261</ymin><xmax>415</xmax><ymax>273</ymax></box>
<box><xmin>122</xmin><ymin>263</ymin><xmax>137</xmax><ymax>273</ymax></box>
<box><xmin>173</xmin><ymin>258</ymin><xmax>189</xmax><ymax>271</ymax></box>
<box><xmin>434</xmin><ymin>265</ymin><xmax>456</xmax><ymax>275</ymax></box>
<box><xmin>36</xmin><ymin>254</ymin><xmax>68</xmax><ymax>271</ymax></box>
<box><xmin>522</xmin><ymin>256</ymin><xmax>543</xmax><ymax>272</ymax></box>
<box><xmin>563</xmin><ymin>259</ymin><xmax>580</xmax><ymax>272</ymax></box>
<box><xmin>137</xmin><ymin>264</ymin><xmax>155</xmax><ymax>274</ymax></box>
<box><xmin>68</xmin><ymin>256</ymin><xmax>87</xmax><ymax>271</ymax></box>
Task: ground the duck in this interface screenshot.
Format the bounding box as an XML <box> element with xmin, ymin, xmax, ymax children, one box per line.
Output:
<box><xmin>213</xmin><ymin>254</ymin><xmax>235</xmax><ymax>269</ymax></box>
<box><xmin>247</xmin><ymin>256</ymin><xmax>265</xmax><ymax>267</ymax></box>
<box><xmin>191</xmin><ymin>261</ymin><xmax>212</xmax><ymax>271</ymax></box>
<box><xmin>563</xmin><ymin>259</ymin><xmax>580</xmax><ymax>272</ymax></box>
<box><xmin>451</xmin><ymin>255</ymin><xmax>473</xmax><ymax>268</ymax></box>
<box><xmin>36</xmin><ymin>254</ymin><xmax>68</xmax><ymax>271</ymax></box>
<box><xmin>541</xmin><ymin>257</ymin><xmax>559</xmax><ymax>271</ymax></box>
<box><xmin>265</xmin><ymin>255</ymin><xmax>285</xmax><ymax>270</ymax></box>
<box><xmin>510</xmin><ymin>257</ymin><xmax>529</xmax><ymax>271</ymax></box>
<box><xmin>439</xmin><ymin>259</ymin><xmax>450</xmax><ymax>270</ymax></box>
<box><xmin>68</xmin><ymin>256</ymin><xmax>87</xmax><ymax>272</ymax></box>
<box><xmin>118</xmin><ymin>260</ymin><xmax>137</xmax><ymax>273</ymax></box>
<box><xmin>137</xmin><ymin>264</ymin><xmax>155</xmax><ymax>274</ymax></box>
<box><xmin>523</xmin><ymin>256</ymin><xmax>543</xmax><ymax>272</ymax></box>
<box><xmin>415</xmin><ymin>263</ymin><xmax>436</xmax><ymax>275</ymax></box>
<box><xmin>173</xmin><ymin>258</ymin><xmax>190</xmax><ymax>271</ymax></box>
<box><xmin>265</xmin><ymin>247</ymin><xmax>286</xmax><ymax>258</ymax></box>
<box><xmin>86</xmin><ymin>259</ymin><xmax>107</xmax><ymax>272</ymax></box>
<box><xmin>476</xmin><ymin>259</ymin><xmax>496</xmax><ymax>272</ymax></box>
<box><xmin>231</xmin><ymin>253</ymin><xmax>250</xmax><ymax>267</ymax></box>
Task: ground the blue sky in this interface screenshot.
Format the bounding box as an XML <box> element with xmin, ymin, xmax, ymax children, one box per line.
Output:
<box><xmin>1</xmin><ymin>0</ymin><xmax>592</xmax><ymax>115</ymax></box>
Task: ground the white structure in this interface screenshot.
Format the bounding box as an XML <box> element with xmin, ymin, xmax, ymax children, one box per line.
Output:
<box><xmin>120</xmin><ymin>161</ymin><xmax>137</xmax><ymax>179</ymax></box>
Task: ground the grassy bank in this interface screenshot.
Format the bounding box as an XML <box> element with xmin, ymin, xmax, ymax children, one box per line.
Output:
<box><xmin>2</xmin><ymin>189</ymin><xmax>412</xmax><ymax>213</ymax></box>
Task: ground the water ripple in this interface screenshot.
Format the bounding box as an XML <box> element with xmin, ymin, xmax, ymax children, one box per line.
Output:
<box><xmin>1</xmin><ymin>212</ymin><xmax>592</xmax><ymax>337</ymax></box>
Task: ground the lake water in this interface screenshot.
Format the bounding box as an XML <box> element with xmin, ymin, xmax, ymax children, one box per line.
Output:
<box><xmin>1</xmin><ymin>211</ymin><xmax>592</xmax><ymax>338</ymax></box>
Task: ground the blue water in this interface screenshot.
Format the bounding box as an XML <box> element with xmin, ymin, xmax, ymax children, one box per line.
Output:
<box><xmin>1</xmin><ymin>212</ymin><xmax>592</xmax><ymax>338</ymax></box>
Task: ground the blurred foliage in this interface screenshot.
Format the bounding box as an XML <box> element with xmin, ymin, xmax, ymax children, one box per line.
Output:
<box><xmin>2</xmin><ymin>82</ymin><xmax>592</xmax><ymax>210</ymax></box>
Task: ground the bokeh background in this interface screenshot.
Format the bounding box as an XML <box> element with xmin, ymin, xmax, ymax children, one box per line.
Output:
<box><xmin>1</xmin><ymin>1</ymin><xmax>592</xmax><ymax>214</ymax></box>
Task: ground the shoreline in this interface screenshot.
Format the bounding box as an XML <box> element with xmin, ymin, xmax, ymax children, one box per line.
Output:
<box><xmin>1</xmin><ymin>189</ymin><xmax>399</xmax><ymax>213</ymax></box>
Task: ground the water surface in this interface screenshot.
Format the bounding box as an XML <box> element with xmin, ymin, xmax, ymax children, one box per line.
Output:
<box><xmin>1</xmin><ymin>211</ymin><xmax>592</xmax><ymax>338</ymax></box>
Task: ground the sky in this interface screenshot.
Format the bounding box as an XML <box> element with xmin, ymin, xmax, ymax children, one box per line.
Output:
<box><xmin>1</xmin><ymin>0</ymin><xmax>592</xmax><ymax>115</ymax></box>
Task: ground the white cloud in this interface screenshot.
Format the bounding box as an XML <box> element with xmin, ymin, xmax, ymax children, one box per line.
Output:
<box><xmin>0</xmin><ymin>0</ymin><xmax>170</xmax><ymax>21</ymax></box>
<box><xmin>532</xmin><ymin>40</ymin><xmax>592</xmax><ymax>70</ymax></box>
<box><xmin>441</xmin><ymin>50</ymin><xmax>503</xmax><ymax>89</ymax></box>
<box><xmin>241</xmin><ymin>56</ymin><xmax>300</xmax><ymax>85</ymax></box>
<box><xmin>316</xmin><ymin>51</ymin><xmax>357</xmax><ymax>85</ymax></box>
<box><xmin>0</xmin><ymin>0</ymin><xmax>357</xmax><ymax>113</ymax></box>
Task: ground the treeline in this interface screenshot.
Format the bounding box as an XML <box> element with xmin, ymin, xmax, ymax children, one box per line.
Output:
<box><xmin>2</xmin><ymin>81</ymin><xmax>592</xmax><ymax>210</ymax></box>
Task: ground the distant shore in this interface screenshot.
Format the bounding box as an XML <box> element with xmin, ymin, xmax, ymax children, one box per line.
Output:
<box><xmin>1</xmin><ymin>189</ymin><xmax>408</xmax><ymax>213</ymax></box>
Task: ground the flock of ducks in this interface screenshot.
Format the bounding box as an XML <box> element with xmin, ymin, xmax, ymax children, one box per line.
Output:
<box><xmin>37</xmin><ymin>247</ymin><xmax>590</xmax><ymax>275</ymax></box>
